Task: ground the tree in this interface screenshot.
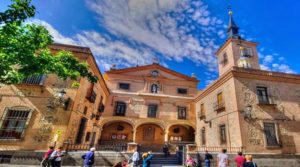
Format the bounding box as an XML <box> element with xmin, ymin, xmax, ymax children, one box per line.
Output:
<box><xmin>0</xmin><ymin>0</ymin><xmax>98</xmax><ymax>84</ymax></box>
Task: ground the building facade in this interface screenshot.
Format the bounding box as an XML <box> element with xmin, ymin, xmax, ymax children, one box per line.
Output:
<box><xmin>195</xmin><ymin>12</ymin><xmax>300</xmax><ymax>154</ymax></box>
<box><xmin>0</xmin><ymin>44</ymin><xmax>109</xmax><ymax>150</ymax></box>
<box><xmin>99</xmin><ymin>64</ymin><xmax>198</xmax><ymax>151</ymax></box>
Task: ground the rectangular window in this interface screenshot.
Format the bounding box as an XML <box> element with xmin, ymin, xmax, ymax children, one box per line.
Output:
<box><xmin>85</xmin><ymin>132</ymin><xmax>91</xmax><ymax>142</ymax></box>
<box><xmin>201</xmin><ymin>128</ymin><xmax>206</xmax><ymax>145</ymax></box>
<box><xmin>220</xmin><ymin>125</ymin><xmax>227</xmax><ymax>144</ymax></box>
<box><xmin>114</xmin><ymin>102</ymin><xmax>126</xmax><ymax>116</ymax></box>
<box><xmin>241</xmin><ymin>47</ymin><xmax>253</xmax><ymax>57</ymax></box>
<box><xmin>264</xmin><ymin>122</ymin><xmax>279</xmax><ymax>146</ymax></box>
<box><xmin>22</xmin><ymin>74</ymin><xmax>46</xmax><ymax>85</ymax></box>
<box><xmin>86</xmin><ymin>83</ymin><xmax>96</xmax><ymax>103</ymax></box>
<box><xmin>220</xmin><ymin>53</ymin><xmax>228</xmax><ymax>66</ymax></box>
<box><xmin>147</xmin><ymin>104</ymin><xmax>158</xmax><ymax>118</ymax></box>
<box><xmin>119</xmin><ymin>83</ymin><xmax>130</xmax><ymax>90</ymax></box>
<box><xmin>257</xmin><ymin>87</ymin><xmax>269</xmax><ymax>104</ymax></box>
<box><xmin>178</xmin><ymin>106</ymin><xmax>187</xmax><ymax>119</ymax></box>
<box><xmin>200</xmin><ymin>103</ymin><xmax>205</xmax><ymax>116</ymax></box>
<box><xmin>0</xmin><ymin>109</ymin><xmax>30</xmax><ymax>139</ymax></box>
<box><xmin>75</xmin><ymin>117</ymin><xmax>87</xmax><ymax>144</ymax></box>
<box><xmin>214</xmin><ymin>92</ymin><xmax>225</xmax><ymax>112</ymax></box>
<box><xmin>177</xmin><ymin>88</ymin><xmax>188</xmax><ymax>94</ymax></box>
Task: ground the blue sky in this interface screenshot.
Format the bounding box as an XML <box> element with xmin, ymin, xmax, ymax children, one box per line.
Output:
<box><xmin>1</xmin><ymin>0</ymin><xmax>299</xmax><ymax>88</ymax></box>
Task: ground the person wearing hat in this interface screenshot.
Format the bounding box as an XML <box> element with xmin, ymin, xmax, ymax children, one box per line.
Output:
<box><xmin>142</xmin><ymin>151</ymin><xmax>154</xmax><ymax>167</ymax></box>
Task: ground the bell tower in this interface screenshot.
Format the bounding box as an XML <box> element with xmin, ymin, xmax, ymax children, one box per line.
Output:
<box><xmin>216</xmin><ymin>8</ymin><xmax>260</xmax><ymax>76</ymax></box>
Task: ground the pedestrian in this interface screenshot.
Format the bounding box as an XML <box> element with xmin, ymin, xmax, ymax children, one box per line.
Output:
<box><xmin>217</xmin><ymin>149</ymin><xmax>229</xmax><ymax>167</ymax></box>
<box><xmin>163</xmin><ymin>144</ymin><xmax>169</xmax><ymax>157</ymax></box>
<box><xmin>175</xmin><ymin>146</ymin><xmax>182</xmax><ymax>165</ymax></box>
<box><xmin>142</xmin><ymin>151</ymin><xmax>154</xmax><ymax>167</ymax></box>
<box><xmin>50</xmin><ymin>147</ymin><xmax>64</xmax><ymax>167</ymax></box>
<box><xmin>82</xmin><ymin>147</ymin><xmax>95</xmax><ymax>167</ymax></box>
<box><xmin>41</xmin><ymin>146</ymin><xmax>54</xmax><ymax>167</ymax></box>
<box><xmin>235</xmin><ymin>152</ymin><xmax>245</xmax><ymax>167</ymax></box>
<box><xmin>196</xmin><ymin>152</ymin><xmax>202</xmax><ymax>167</ymax></box>
<box><xmin>243</xmin><ymin>155</ymin><xmax>258</xmax><ymax>167</ymax></box>
<box><xmin>130</xmin><ymin>148</ymin><xmax>140</xmax><ymax>167</ymax></box>
<box><xmin>204</xmin><ymin>150</ymin><xmax>213</xmax><ymax>167</ymax></box>
<box><xmin>185</xmin><ymin>154</ymin><xmax>195</xmax><ymax>167</ymax></box>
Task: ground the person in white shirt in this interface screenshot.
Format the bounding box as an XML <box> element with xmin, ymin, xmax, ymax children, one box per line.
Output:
<box><xmin>217</xmin><ymin>149</ymin><xmax>229</xmax><ymax>167</ymax></box>
<box><xmin>50</xmin><ymin>147</ymin><xmax>64</xmax><ymax>167</ymax></box>
<box><xmin>130</xmin><ymin>149</ymin><xmax>140</xmax><ymax>167</ymax></box>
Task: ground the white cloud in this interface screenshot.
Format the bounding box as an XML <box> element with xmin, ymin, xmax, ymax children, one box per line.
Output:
<box><xmin>85</xmin><ymin>0</ymin><xmax>225</xmax><ymax>72</ymax></box>
<box><xmin>259</xmin><ymin>52</ymin><xmax>295</xmax><ymax>74</ymax></box>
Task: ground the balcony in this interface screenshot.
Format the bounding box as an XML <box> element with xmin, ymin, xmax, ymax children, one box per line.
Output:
<box><xmin>21</xmin><ymin>74</ymin><xmax>46</xmax><ymax>85</ymax></box>
<box><xmin>213</xmin><ymin>101</ymin><xmax>226</xmax><ymax>112</ymax></box>
<box><xmin>86</xmin><ymin>91</ymin><xmax>97</xmax><ymax>103</ymax></box>
<box><xmin>257</xmin><ymin>95</ymin><xmax>276</xmax><ymax>106</ymax></box>
<box><xmin>198</xmin><ymin>111</ymin><xmax>206</xmax><ymax>120</ymax></box>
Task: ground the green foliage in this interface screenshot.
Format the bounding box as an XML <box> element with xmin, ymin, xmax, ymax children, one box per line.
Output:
<box><xmin>0</xmin><ymin>0</ymin><xmax>98</xmax><ymax>84</ymax></box>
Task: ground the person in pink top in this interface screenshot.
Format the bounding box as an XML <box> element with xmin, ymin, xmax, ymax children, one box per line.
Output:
<box><xmin>186</xmin><ymin>154</ymin><xmax>195</xmax><ymax>167</ymax></box>
<box><xmin>235</xmin><ymin>152</ymin><xmax>245</xmax><ymax>167</ymax></box>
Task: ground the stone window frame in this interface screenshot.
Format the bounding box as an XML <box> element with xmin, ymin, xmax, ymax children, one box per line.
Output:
<box><xmin>114</xmin><ymin>101</ymin><xmax>127</xmax><ymax>116</ymax></box>
<box><xmin>0</xmin><ymin>106</ymin><xmax>33</xmax><ymax>141</ymax></box>
<box><xmin>201</xmin><ymin>127</ymin><xmax>206</xmax><ymax>146</ymax></box>
<box><xmin>262</xmin><ymin>121</ymin><xmax>281</xmax><ymax>148</ymax></box>
<box><xmin>177</xmin><ymin>106</ymin><xmax>187</xmax><ymax>120</ymax></box>
<box><xmin>147</xmin><ymin>104</ymin><xmax>158</xmax><ymax>118</ymax></box>
<box><xmin>219</xmin><ymin>124</ymin><xmax>227</xmax><ymax>145</ymax></box>
<box><xmin>118</xmin><ymin>83</ymin><xmax>130</xmax><ymax>90</ymax></box>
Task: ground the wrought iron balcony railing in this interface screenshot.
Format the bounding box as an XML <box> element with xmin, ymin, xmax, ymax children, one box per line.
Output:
<box><xmin>213</xmin><ymin>101</ymin><xmax>226</xmax><ymax>112</ymax></box>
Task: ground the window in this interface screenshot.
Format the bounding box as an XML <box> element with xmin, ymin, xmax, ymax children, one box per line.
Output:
<box><xmin>201</xmin><ymin>128</ymin><xmax>206</xmax><ymax>145</ymax></box>
<box><xmin>85</xmin><ymin>132</ymin><xmax>91</xmax><ymax>142</ymax></box>
<box><xmin>219</xmin><ymin>125</ymin><xmax>227</xmax><ymax>144</ymax></box>
<box><xmin>75</xmin><ymin>117</ymin><xmax>87</xmax><ymax>144</ymax></box>
<box><xmin>22</xmin><ymin>74</ymin><xmax>46</xmax><ymax>85</ymax></box>
<box><xmin>178</xmin><ymin>106</ymin><xmax>187</xmax><ymax>119</ymax></box>
<box><xmin>83</xmin><ymin>107</ymin><xmax>88</xmax><ymax>115</ymax></box>
<box><xmin>114</xmin><ymin>102</ymin><xmax>126</xmax><ymax>116</ymax></box>
<box><xmin>86</xmin><ymin>83</ymin><xmax>96</xmax><ymax>103</ymax></box>
<box><xmin>214</xmin><ymin>92</ymin><xmax>225</xmax><ymax>112</ymax></box>
<box><xmin>257</xmin><ymin>87</ymin><xmax>269</xmax><ymax>104</ymax></box>
<box><xmin>0</xmin><ymin>109</ymin><xmax>31</xmax><ymax>139</ymax></box>
<box><xmin>147</xmin><ymin>104</ymin><xmax>158</xmax><ymax>118</ymax></box>
<box><xmin>119</xmin><ymin>83</ymin><xmax>130</xmax><ymax>90</ymax></box>
<box><xmin>200</xmin><ymin>103</ymin><xmax>205</xmax><ymax>117</ymax></box>
<box><xmin>264</xmin><ymin>122</ymin><xmax>279</xmax><ymax>146</ymax></box>
<box><xmin>177</xmin><ymin>88</ymin><xmax>188</xmax><ymax>94</ymax></box>
<box><xmin>98</xmin><ymin>96</ymin><xmax>105</xmax><ymax>113</ymax></box>
<box><xmin>150</xmin><ymin>84</ymin><xmax>159</xmax><ymax>93</ymax></box>
<box><xmin>241</xmin><ymin>47</ymin><xmax>253</xmax><ymax>57</ymax></box>
<box><xmin>220</xmin><ymin>53</ymin><xmax>228</xmax><ymax>66</ymax></box>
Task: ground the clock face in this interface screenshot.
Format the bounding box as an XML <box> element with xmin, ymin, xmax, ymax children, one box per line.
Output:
<box><xmin>151</xmin><ymin>70</ymin><xmax>159</xmax><ymax>77</ymax></box>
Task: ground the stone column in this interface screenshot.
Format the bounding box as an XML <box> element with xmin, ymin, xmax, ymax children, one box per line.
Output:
<box><xmin>164</xmin><ymin>129</ymin><xmax>169</xmax><ymax>143</ymax></box>
<box><xmin>132</xmin><ymin>128</ymin><xmax>137</xmax><ymax>143</ymax></box>
<box><xmin>95</xmin><ymin>127</ymin><xmax>103</xmax><ymax>146</ymax></box>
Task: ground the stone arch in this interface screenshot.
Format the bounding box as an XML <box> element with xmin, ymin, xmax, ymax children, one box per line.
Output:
<box><xmin>99</xmin><ymin>117</ymin><xmax>135</xmax><ymax>130</ymax></box>
<box><xmin>135</xmin><ymin>120</ymin><xmax>165</xmax><ymax>131</ymax></box>
<box><xmin>99</xmin><ymin>119</ymin><xmax>134</xmax><ymax>145</ymax></box>
<box><xmin>135</xmin><ymin>122</ymin><xmax>165</xmax><ymax>148</ymax></box>
<box><xmin>167</xmin><ymin>124</ymin><xmax>195</xmax><ymax>143</ymax></box>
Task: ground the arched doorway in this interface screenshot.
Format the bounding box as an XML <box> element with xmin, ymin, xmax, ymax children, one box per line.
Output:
<box><xmin>136</xmin><ymin>124</ymin><xmax>164</xmax><ymax>152</ymax></box>
<box><xmin>168</xmin><ymin>125</ymin><xmax>195</xmax><ymax>144</ymax></box>
<box><xmin>99</xmin><ymin>121</ymin><xmax>133</xmax><ymax>146</ymax></box>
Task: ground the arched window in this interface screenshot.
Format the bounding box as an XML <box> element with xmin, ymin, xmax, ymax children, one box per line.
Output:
<box><xmin>150</xmin><ymin>84</ymin><xmax>159</xmax><ymax>93</ymax></box>
<box><xmin>114</xmin><ymin>102</ymin><xmax>126</xmax><ymax>116</ymax></box>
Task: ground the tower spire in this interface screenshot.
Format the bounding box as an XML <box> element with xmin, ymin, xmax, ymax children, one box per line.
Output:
<box><xmin>227</xmin><ymin>6</ymin><xmax>240</xmax><ymax>39</ymax></box>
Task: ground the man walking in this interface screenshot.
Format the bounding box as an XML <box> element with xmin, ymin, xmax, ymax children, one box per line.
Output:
<box><xmin>130</xmin><ymin>148</ymin><xmax>140</xmax><ymax>167</ymax></box>
<box><xmin>204</xmin><ymin>150</ymin><xmax>213</xmax><ymax>167</ymax></box>
<box><xmin>83</xmin><ymin>147</ymin><xmax>95</xmax><ymax>167</ymax></box>
<box><xmin>217</xmin><ymin>149</ymin><xmax>229</xmax><ymax>167</ymax></box>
